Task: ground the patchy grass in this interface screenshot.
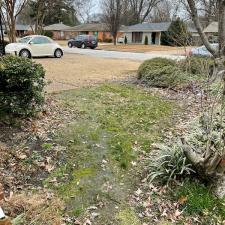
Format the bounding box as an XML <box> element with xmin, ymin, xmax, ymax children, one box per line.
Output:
<box><xmin>175</xmin><ymin>180</ymin><xmax>225</xmax><ymax>223</ymax></box>
<box><xmin>45</xmin><ymin>83</ymin><xmax>177</xmax><ymax>224</ymax></box>
<box><xmin>116</xmin><ymin>208</ymin><xmax>142</xmax><ymax>225</ymax></box>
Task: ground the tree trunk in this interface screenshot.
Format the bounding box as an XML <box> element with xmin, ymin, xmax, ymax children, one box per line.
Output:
<box><xmin>113</xmin><ymin>34</ymin><xmax>117</xmax><ymax>45</ymax></box>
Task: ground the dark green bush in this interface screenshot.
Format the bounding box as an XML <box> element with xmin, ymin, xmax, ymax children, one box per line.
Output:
<box><xmin>161</xmin><ymin>18</ymin><xmax>191</xmax><ymax>46</ymax></box>
<box><xmin>104</xmin><ymin>38</ymin><xmax>113</xmax><ymax>43</ymax></box>
<box><xmin>0</xmin><ymin>55</ymin><xmax>46</xmax><ymax>117</ymax></box>
<box><xmin>138</xmin><ymin>58</ymin><xmax>188</xmax><ymax>88</ymax></box>
<box><xmin>144</xmin><ymin>36</ymin><xmax>148</xmax><ymax>45</ymax></box>
<box><xmin>179</xmin><ymin>56</ymin><xmax>214</xmax><ymax>76</ymax></box>
<box><xmin>42</xmin><ymin>30</ymin><xmax>54</xmax><ymax>38</ymax></box>
<box><xmin>124</xmin><ymin>36</ymin><xmax>127</xmax><ymax>44</ymax></box>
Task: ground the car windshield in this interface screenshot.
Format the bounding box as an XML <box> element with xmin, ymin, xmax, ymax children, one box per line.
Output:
<box><xmin>76</xmin><ymin>35</ymin><xmax>85</xmax><ymax>41</ymax></box>
<box><xmin>18</xmin><ymin>37</ymin><xmax>32</xmax><ymax>43</ymax></box>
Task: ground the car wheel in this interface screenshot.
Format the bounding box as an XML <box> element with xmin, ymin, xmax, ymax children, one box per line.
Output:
<box><xmin>19</xmin><ymin>49</ymin><xmax>31</xmax><ymax>58</ymax></box>
<box><xmin>81</xmin><ymin>43</ymin><xmax>86</xmax><ymax>49</ymax></box>
<box><xmin>68</xmin><ymin>42</ymin><xmax>73</xmax><ymax>48</ymax></box>
<box><xmin>54</xmin><ymin>49</ymin><xmax>63</xmax><ymax>58</ymax></box>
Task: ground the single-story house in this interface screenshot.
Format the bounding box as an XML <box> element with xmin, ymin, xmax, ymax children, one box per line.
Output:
<box><xmin>44</xmin><ymin>23</ymin><xmax>76</xmax><ymax>40</ymax></box>
<box><xmin>124</xmin><ymin>22</ymin><xmax>171</xmax><ymax>45</ymax></box>
<box><xmin>67</xmin><ymin>23</ymin><xmax>124</xmax><ymax>42</ymax></box>
<box><xmin>203</xmin><ymin>21</ymin><xmax>218</xmax><ymax>43</ymax></box>
<box><xmin>187</xmin><ymin>23</ymin><xmax>201</xmax><ymax>45</ymax></box>
<box><xmin>3</xmin><ymin>24</ymin><xmax>30</xmax><ymax>37</ymax></box>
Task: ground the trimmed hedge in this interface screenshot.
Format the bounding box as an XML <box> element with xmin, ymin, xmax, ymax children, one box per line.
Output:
<box><xmin>138</xmin><ymin>58</ymin><xmax>187</xmax><ymax>88</ymax></box>
<box><xmin>0</xmin><ymin>55</ymin><xmax>46</xmax><ymax>117</ymax></box>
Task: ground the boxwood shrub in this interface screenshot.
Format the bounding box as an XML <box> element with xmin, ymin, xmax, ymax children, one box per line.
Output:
<box><xmin>138</xmin><ymin>58</ymin><xmax>188</xmax><ymax>89</ymax></box>
<box><xmin>0</xmin><ymin>55</ymin><xmax>46</xmax><ymax>117</ymax></box>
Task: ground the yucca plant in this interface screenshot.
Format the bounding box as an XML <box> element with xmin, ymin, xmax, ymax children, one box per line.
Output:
<box><xmin>148</xmin><ymin>143</ymin><xmax>195</xmax><ymax>185</ymax></box>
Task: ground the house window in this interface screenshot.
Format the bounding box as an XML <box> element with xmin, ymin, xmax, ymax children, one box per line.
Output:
<box><xmin>132</xmin><ymin>32</ymin><xmax>143</xmax><ymax>43</ymax></box>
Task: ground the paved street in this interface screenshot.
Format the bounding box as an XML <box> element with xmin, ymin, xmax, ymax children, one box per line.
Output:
<box><xmin>64</xmin><ymin>47</ymin><xmax>185</xmax><ymax>61</ymax></box>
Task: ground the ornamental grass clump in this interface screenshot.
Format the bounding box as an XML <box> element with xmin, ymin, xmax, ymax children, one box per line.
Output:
<box><xmin>148</xmin><ymin>143</ymin><xmax>195</xmax><ymax>185</ymax></box>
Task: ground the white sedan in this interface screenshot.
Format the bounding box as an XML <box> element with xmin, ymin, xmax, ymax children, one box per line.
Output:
<box><xmin>5</xmin><ymin>35</ymin><xmax>63</xmax><ymax>58</ymax></box>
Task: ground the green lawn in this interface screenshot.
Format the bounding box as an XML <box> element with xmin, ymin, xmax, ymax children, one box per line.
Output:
<box><xmin>45</xmin><ymin>83</ymin><xmax>177</xmax><ymax>224</ymax></box>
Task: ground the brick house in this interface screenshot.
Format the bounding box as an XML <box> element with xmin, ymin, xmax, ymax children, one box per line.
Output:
<box><xmin>44</xmin><ymin>23</ymin><xmax>77</xmax><ymax>40</ymax></box>
<box><xmin>67</xmin><ymin>23</ymin><xmax>124</xmax><ymax>42</ymax></box>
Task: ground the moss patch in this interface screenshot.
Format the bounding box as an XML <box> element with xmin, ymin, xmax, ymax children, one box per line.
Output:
<box><xmin>116</xmin><ymin>208</ymin><xmax>142</xmax><ymax>225</ymax></box>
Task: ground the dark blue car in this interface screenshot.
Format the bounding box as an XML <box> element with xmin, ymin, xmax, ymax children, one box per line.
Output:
<box><xmin>68</xmin><ymin>35</ymin><xmax>98</xmax><ymax>49</ymax></box>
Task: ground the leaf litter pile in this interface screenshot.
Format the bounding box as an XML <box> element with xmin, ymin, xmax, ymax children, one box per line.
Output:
<box><xmin>0</xmin><ymin>83</ymin><xmax>221</xmax><ymax>225</ymax></box>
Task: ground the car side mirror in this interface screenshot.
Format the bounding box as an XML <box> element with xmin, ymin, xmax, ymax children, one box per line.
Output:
<box><xmin>29</xmin><ymin>41</ymin><xmax>34</xmax><ymax>45</ymax></box>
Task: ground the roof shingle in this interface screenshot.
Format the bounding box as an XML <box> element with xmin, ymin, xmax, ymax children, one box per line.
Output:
<box><xmin>125</xmin><ymin>22</ymin><xmax>171</xmax><ymax>32</ymax></box>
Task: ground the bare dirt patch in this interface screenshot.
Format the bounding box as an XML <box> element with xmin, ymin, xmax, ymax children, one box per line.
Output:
<box><xmin>35</xmin><ymin>54</ymin><xmax>140</xmax><ymax>92</ymax></box>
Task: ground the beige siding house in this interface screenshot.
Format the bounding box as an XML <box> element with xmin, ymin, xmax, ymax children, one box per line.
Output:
<box><xmin>124</xmin><ymin>22</ymin><xmax>171</xmax><ymax>45</ymax></box>
<box><xmin>203</xmin><ymin>22</ymin><xmax>219</xmax><ymax>43</ymax></box>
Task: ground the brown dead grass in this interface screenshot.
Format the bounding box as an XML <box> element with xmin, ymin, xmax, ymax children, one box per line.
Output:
<box><xmin>55</xmin><ymin>40</ymin><xmax>190</xmax><ymax>55</ymax></box>
<box><xmin>35</xmin><ymin>54</ymin><xmax>141</xmax><ymax>92</ymax></box>
<box><xmin>2</xmin><ymin>192</ymin><xmax>64</xmax><ymax>225</ymax></box>
<box><xmin>97</xmin><ymin>44</ymin><xmax>191</xmax><ymax>55</ymax></box>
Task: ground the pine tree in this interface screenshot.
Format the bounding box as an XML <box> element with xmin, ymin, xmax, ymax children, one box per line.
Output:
<box><xmin>161</xmin><ymin>18</ymin><xmax>190</xmax><ymax>46</ymax></box>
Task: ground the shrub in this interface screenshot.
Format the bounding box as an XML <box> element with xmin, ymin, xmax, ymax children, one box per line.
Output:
<box><xmin>104</xmin><ymin>38</ymin><xmax>113</xmax><ymax>43</ymax></box>
<box><xmin>179</xmin><ymin>56</ymin><xmax>214</xmax><ymax>76</ymax></box>
<box><xmin>124</xmin><ymin>36</ymin><xmax>127</xmax><ymax>44</ymax></box>
<box><xmin>0</xmin><ymin>55</ymin><xmax>46</xmax><ymax>117</ymax></box>
<box><xmin>42</xmin><ymin>30</ymin><xmax>53</xmax><ymax>38</ymax></box>
<box><xmin>144</xmin><ymin>36</ymin><xmax>148</xmax><ymax>45</ymax></box>
<box><xmin>148</xmin><ymin>143</ymin><xmax>194</xmax><ymax>184</ymax></box>
<box><xmin>148</xmin><ymin>143</ymin><xmax>195</xmax><ymax>184</ymax></box>
<box><xmin>138</xmin><ymin>58</ymin><xmax>188</xmax><ymax>88</ymax></box>
<box><xmin>161</xmin><ymin>18</ymin><xmax>191</xmax><ymax>46</ymax></box>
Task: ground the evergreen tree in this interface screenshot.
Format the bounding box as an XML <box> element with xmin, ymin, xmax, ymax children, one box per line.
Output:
<box><xmin>161</xmin><ymin>18</ymin><xmax>190</xmax><ymax>46</ymax></box>
<box><xmin>144</xmin><ymin>36</ymin><xmax>148</xmax><ymax>45</ymax></box>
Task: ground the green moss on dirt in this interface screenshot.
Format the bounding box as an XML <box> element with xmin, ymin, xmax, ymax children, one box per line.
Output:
<box><xmin>45</xmin><ymin>83</ymin><xmax>178</xmax><ymax>224</ymax></box>
<box><xmin>116</xmin><ymin>208</ymin><xmax>142</xmax><ymax>225</ymax></box>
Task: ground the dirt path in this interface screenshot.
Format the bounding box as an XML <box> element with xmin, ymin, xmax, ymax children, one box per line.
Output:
<box><xmin>35</xmin><ymin>54</ymin><xmax>141</xmax><ymax>92</ymax></box>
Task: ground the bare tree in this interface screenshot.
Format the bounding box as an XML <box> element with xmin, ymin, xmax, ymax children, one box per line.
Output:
<box><xmin>198</xmin><ymin>0</ymin><xmax>218</xmax><ymax>23</ymax></box>
<box><xmin>73</xmin><ymin>0</ymin><xmax>95</xmax><ymax>23</ymax></box>
<box><xmin>150</xmin><ymin>0</ymin><xmax>172</xmax><ymax>22</ymax></box>
<box><xmin>182</xmin><ymin>0</ymin><xmax>225</xmax><ymax>197</ymax></box>
<box><xmin>0</xmin><ymin>0</ymin><xmax>28</xmax><ymax>42</ymax></box>
<box><xmin>102</xmin><ymin>0</ymin><xmax>122</xmax><ymax>45</ymax></box>
<box><xmin>129</xmin><ymin>0</ymin><xmax>161</xmax><ymax>24</ymax></box>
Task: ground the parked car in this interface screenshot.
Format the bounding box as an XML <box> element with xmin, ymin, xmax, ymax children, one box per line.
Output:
<box><xmin>189</xmin><ymin>44</ymin><xmax>218</xmax><ymax>57</ymax></box>
<box><xmin>68</xmin><ymin>35</ymin><xmax>98</xmax><ymax>49</ymax></box>
<box><xmin>117</xmin><ymin>37</ymin><xmax>124</xmax><ymax>44</ymax></box>
<box><xmin>5</xmin><ymin>35</ymin><xmax>63</xmax><ymax>58</ymax></box>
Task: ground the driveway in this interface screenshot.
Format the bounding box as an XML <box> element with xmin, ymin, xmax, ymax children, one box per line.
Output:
<box><xmin>64</xmin><ymin>47</ymin><xmax>185</xmax><ymax>61</ymax></box>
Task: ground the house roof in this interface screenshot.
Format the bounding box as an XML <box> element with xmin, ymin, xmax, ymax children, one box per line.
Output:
<box><xmin>203</xmin><ymin>22</ymin><xmax>218</xmax><ymax>33</ymax></box>
<box><xmin>44</xmin><ymin>23</ymin><xmax>72</xmax><ymax>31</ymax></box>
<box><xmin>187</xmin><ymin>23</ymin><xmax>198</xmax><ymax>33</ymax></box>
<box><xmin>125</xmin><ymin>22</ymin><xmax>171</xmax><ymax>32</ymax></box>
<box><xmin>68</xmin><ymin>23</ymin><xmax>110</xmax><ymax>32</ymax></box>
<box><xmin>2</xmin><ymin>24</ymin><xmax>30</xmax><ymax>31</ymax></box>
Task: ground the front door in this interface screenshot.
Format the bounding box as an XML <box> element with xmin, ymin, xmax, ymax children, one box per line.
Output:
<box><xmin>132</xmin><ymin>32</ymin><xmax>143</xmax><ymax>43</ymax></box>
<box><xmin>152</xmin><ymin>32</ymin><xmax>156</xmax><ymax>44</ymax></box>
